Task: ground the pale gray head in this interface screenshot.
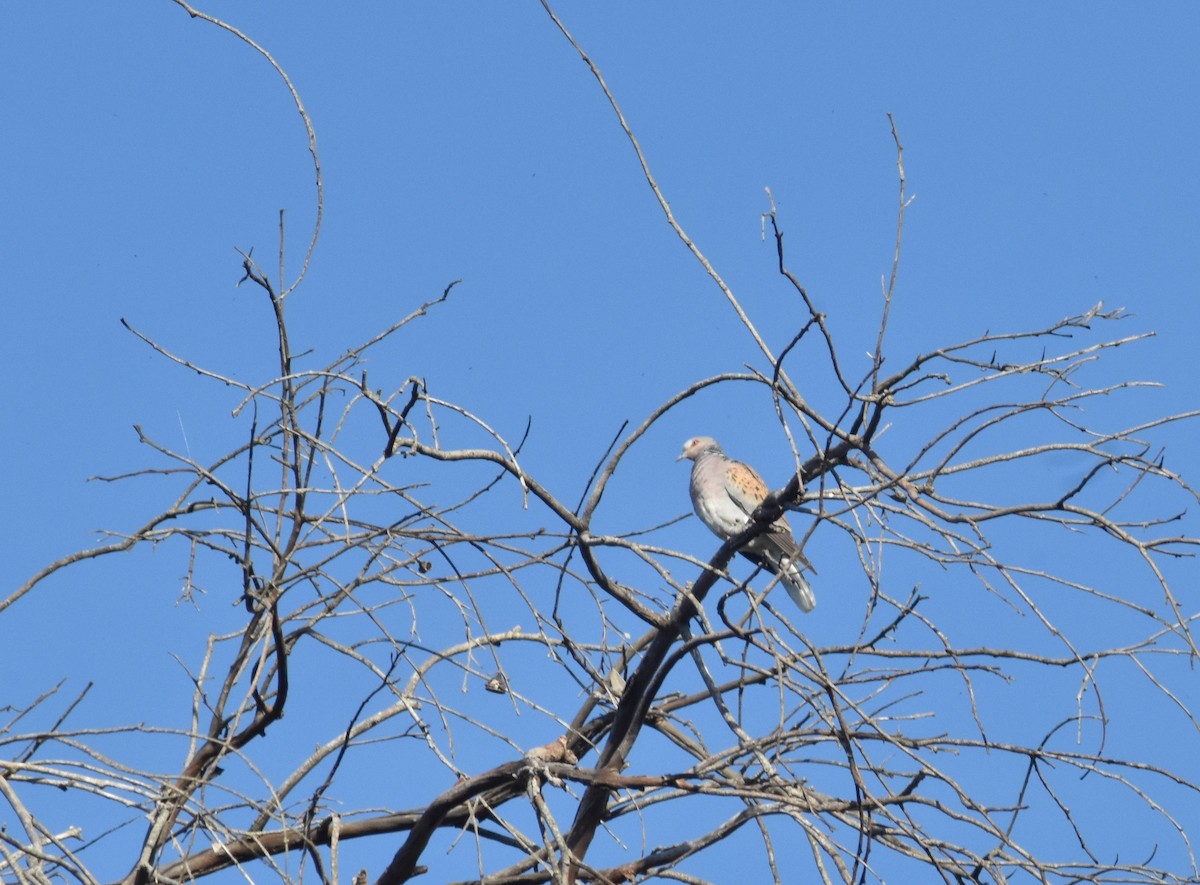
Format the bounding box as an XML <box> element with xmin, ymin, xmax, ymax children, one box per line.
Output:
<box><xmin>677</xmin><ymin>436</ymin><xmax>723</xmax><ymax>463</ymax></box>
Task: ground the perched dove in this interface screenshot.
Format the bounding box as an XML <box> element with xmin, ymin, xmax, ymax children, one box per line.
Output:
<box><xmin>678</xmin><ymin>436</ymin><xmax>816</xmax><ymax>612</ymax></box>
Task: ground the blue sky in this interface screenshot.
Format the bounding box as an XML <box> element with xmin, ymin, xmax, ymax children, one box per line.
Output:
<box><xmin>3</xmin><ymin>3</ymin><xmax>1199</xmax><ymax>882</ymax></box>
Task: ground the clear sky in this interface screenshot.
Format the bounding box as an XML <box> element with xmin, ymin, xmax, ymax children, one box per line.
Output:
<box><xmin>2</xmin><ymin>3</ymin><xmax>1198</xmax><ymax>882</ymax></box>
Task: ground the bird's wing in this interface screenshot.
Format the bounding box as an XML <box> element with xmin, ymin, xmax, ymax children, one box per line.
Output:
<box><xmin>726</xmin><ymin>458</ymin><xmax>811</xmax><ymax>565</ymax></box>
<box><xmin>723</xmin><ymin>459</ymin><xmax>769</xmax><ymax>519</ymax></box>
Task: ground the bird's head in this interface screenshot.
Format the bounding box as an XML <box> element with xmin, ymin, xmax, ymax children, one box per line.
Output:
<box><xmin>677</xmin><ymin>436</ymin><xmax>721</xmax><ymax>462</ymax></box>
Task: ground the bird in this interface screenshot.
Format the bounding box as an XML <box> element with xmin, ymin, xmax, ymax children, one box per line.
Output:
<box><xmin>677</xmin><ymin>436</ymin><xmax>816</xmax><ymax>612</ymax></box>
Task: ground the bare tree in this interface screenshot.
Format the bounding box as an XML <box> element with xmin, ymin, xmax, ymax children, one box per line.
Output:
<box><xmin>3</xmin><ymin>6</ymin><xmax>1198</xmax><ymax>885</ymax></box>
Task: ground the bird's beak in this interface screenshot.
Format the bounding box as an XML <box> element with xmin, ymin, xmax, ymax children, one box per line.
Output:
<box><xmin>675</xmin><ymin>452</ymin><xmax>686</xmax><ymax>462</ymax></box>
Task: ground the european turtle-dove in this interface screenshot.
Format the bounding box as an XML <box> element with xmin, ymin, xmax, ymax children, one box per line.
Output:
<box><xmin>677</xmin><ymin>436</ymin><xmax>816</xmax><ymax>612</ymax></box>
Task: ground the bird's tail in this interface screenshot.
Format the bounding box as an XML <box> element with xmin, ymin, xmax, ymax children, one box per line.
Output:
<box><xmin>779</xmin><ymin>558</ymin><xmax>816</xmax><ymax>612</ymax></box>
